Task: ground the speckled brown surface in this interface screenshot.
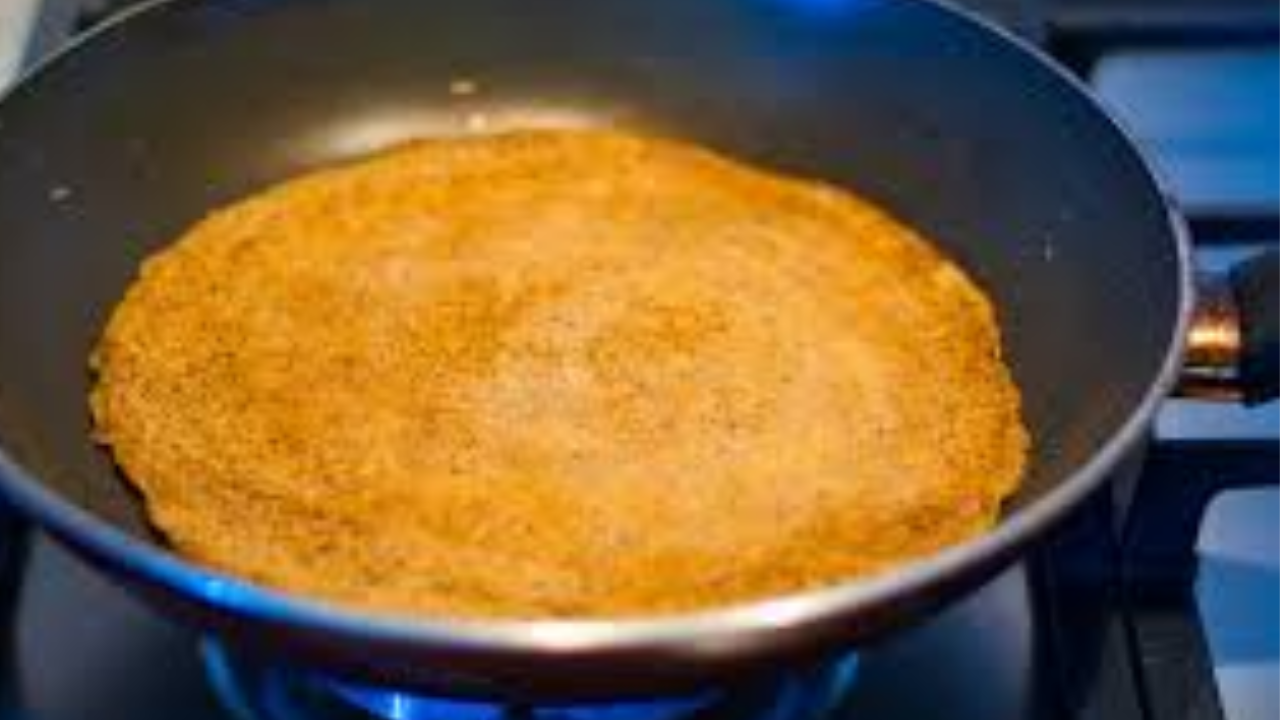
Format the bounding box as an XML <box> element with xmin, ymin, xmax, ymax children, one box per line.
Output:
<box><xmin>90</xmin><ymin>129</ymin><xmax>1027</xmax><ymax>620</ymax></box>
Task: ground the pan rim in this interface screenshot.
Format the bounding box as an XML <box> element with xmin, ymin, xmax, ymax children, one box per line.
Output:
<box><xmin>0</xmin><ymin>0</ymin><xmax>1195</xmax><ymax>658</ymax></box>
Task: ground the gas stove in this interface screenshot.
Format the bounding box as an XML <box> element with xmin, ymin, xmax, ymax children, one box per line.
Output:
<box><xmin>0</xmin><ymin>1</ymin><xmax>1275</xmax><ymax>719</ymax></box>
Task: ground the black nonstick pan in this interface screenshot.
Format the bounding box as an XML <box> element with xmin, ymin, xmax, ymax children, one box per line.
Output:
<box><xmin>0</xmin><ymin>0</ymin><xmax>1274</xmax><ymax>702</ymax></box>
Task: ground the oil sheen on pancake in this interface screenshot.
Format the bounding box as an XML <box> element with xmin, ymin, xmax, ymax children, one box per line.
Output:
<box><xmin>90</xmin><ymin>129</ymin><xmax>1028</xmax><ymax>619</ymax></box>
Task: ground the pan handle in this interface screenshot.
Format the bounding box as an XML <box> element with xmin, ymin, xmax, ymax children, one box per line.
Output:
<box><xmin>1178</xmin><ymin>249</ymin><xmax>1278</xmax><ymax>404</ymax></box>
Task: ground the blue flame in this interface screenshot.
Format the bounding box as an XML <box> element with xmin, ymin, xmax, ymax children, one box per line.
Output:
<box><xmin>203</xmin><ymin>637</ymin><xmax>859</xmax><ymax>720</ymax></box>
<box><xmin>333</xmin><ymin>683</ymin><xmax>716</xmax><ymax>720</ymax></box>
<box><xmin>760</xmin><ymin>0</ymin><xmax>874</xmax><ymax>15</ymax></box>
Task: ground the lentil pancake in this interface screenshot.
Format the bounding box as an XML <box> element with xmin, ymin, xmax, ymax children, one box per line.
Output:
<box><xmin>89</xmin><ymin>129</ymin><xmax>1028</xmax><ymax>619</ymax></box>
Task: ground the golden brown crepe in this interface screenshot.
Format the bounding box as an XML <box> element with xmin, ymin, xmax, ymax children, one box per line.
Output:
<box><xmin>90</xmin><ymin>129</ymin><xmax>1027</xmax><ymax>619</ymax></box>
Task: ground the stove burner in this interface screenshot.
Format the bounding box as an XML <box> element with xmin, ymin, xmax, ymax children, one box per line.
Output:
<box><xmin>200</xmin><ymin>639</ymin><xmax>859</xmax><ymax>720</ymax></box>
<box><xmin>330</xmin><ymin>682</ymin><xmax>715</xmax><ymax>720</ymax></box>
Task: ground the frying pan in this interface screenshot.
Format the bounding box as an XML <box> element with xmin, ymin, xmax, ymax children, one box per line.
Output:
<box><xmin>0</xmin><ymin>0</ymin><xmax>1275</xmax><ymax>702</ymax></box>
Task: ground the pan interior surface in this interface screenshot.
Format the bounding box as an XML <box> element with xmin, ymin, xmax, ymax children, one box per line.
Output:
<box><xmin>0</xmin><ymin>0</ymin><xmax>1180</xmax><ymax>636</ymax></box>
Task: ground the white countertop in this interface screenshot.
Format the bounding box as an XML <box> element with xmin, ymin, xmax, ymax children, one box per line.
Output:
<box><xmin>0</xmin><ymin>0</ymin><xmax>40</xmax><ymax>86</ymax></box>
